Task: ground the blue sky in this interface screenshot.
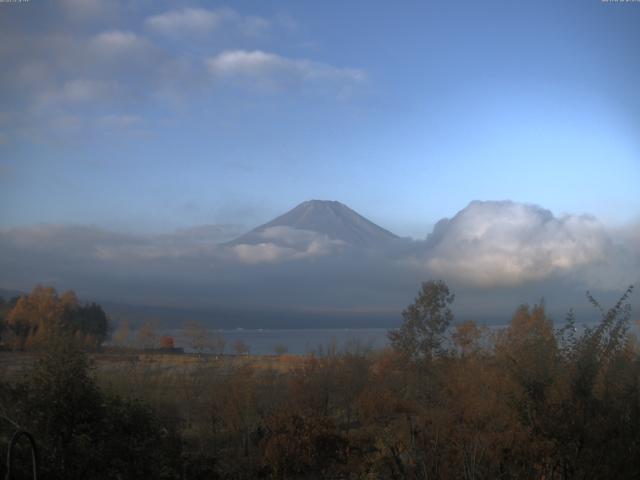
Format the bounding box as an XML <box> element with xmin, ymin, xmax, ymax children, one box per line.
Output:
<box><xmin>0</xmin><ymin>1</ymin><xmax>639</xmax><ymax>320</ymax></box>
<box><xmin>1</xmin><ymin>0</ymin><xmax>639</xmax><ymax>238</ymax></box>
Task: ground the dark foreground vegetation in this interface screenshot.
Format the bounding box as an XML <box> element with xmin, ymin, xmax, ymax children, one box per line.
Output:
<box><xmin>0</xmin><ymin>282</ymin><xmax>638</xmax><ymax>479</ymax></box>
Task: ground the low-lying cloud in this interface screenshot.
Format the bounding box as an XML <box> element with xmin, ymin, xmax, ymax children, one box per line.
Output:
<box><xmin>0</xmin><ymin>201</ymin><xmax>638</xmax><ymax>321</ymax></box>
<box><xmin>228</xmin><ymin>226</ymin><xmax>346</xmax><ymax>264</ymax></box>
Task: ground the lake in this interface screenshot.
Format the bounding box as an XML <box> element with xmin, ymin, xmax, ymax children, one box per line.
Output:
<box><xmin>165</xmin><ymin>319</ymin><xmax>625</xmax><ymax>356</ymax></box>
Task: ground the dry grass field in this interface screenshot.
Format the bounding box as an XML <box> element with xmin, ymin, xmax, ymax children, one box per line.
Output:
<box><xmin>0</xmin><ymin>351</ymin><xmax>305</xmax><ymax>380</ymax></box>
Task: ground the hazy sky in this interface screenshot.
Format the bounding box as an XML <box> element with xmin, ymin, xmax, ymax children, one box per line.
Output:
<box><xmin>1</xmin><ymin>1</ymin><xmax>639</xmax><ymax>323</ymax></box>
<box><xmin>1</xmin><ymin>0</ymin><xmax>639</xmax><ymax>238</ymax></box>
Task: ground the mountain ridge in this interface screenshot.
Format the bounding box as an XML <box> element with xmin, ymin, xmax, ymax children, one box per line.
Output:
<box><xmin>228</xmin><ymin>200</ymin><xmax>400</xmax><ymax>248</ymax></box>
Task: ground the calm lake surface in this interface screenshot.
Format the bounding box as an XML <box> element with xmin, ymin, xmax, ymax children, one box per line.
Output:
<box><xmin>166</xmin><ymin>320</ymin><xmax>623</xmax><ymax>356</ymax></box>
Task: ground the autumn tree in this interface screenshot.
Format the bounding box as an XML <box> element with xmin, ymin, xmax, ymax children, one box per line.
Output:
<box><xmin>2</xmin><ymin>286</ymin><xmax>108</xmax><ymax>351</ymax></box>
<box><xmin>549</xmin><ymin>286</ymin><xmax>640</xmax><ymax>478</ymax></box>
<box><xmin>388</xmin><ymin>280</ymin><xmax>455</xmax><ymax>361</ymax></box>
<box><xmin>5</xmin><ymin>286</ymin><xmax>63</xmax><ymax>349</ymax></box>
<box><xmin>495</xmin><ymin>302</ymin><xmax>557</xmax><ymax>409</ymax></box>
<box><xmin>136</xmin><ymin>320</ymin><xmax>158</xmax><ymax>350</ymax></box>
<box><xmin>159</xmin><ymin>335</ymin><xmax>175</xmax><ymax>349</ymax></box>
<box><xmin>112</xmin><ymin>319</ymin><xmax>131</xmax><ymax>347</ymax></box>
<box><xmin>261</xmin><ymin>413</ymin><xmax>348</xmax><ymax>478</ymax></box>
<box><xmin>451</xmin><ymin>319</ymin><xmax>486</xmax><ymax>357</ymax></box>
<box><xmin>183</xmin><ymin>321</ymin><xmax>226</xmax><ymax>355</ymax></box>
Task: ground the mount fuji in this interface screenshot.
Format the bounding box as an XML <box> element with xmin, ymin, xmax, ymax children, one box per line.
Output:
<box><xmin>228</xmin><ymin>200</ymin><xmax>400</xmax><ymax>248</ymax></box>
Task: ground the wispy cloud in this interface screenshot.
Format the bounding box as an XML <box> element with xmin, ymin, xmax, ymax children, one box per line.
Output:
<box><xmin>145</xmin><ymin>7</ymin><xmax>273</xmax><ymax>39</ymax></box>
<box><xmin>37</xmin><ymin>78</ymin><xmax>120</xmax><ymax>105</ymax></box>
<box><xmin>145</xmin><ymin>8</ymin><xmax>226</xmax><ymax>36</ymax></box>
<box><xmin>58</xmin><ymin>0</ymin><xmax>117</xmax><ymax>20</ymax></box>
<box><xmin>206</xmin><ymin>50</ymin><xmax>365</xmax><ymax>91</ymax></box>
<box><xmin>89</xmin><ymin>30</ymin><xmax>151</xmax><ymax>57</ymax></box>
<box><xmin>0</xmin><ymin>4</ymin><xmax>363</xmax><ymax>145</ymax></box>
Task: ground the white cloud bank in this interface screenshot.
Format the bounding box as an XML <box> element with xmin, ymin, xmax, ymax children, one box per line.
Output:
<box><xmin>420</xmin><ymin>201</ymin><xmax>632</xmax><ymax>288</ymax></box>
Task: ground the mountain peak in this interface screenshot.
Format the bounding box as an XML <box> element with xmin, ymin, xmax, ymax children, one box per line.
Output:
<box><xmin>229</xmin><ymin>200</ymin><xmax>399</xmax><ymax>248</ymax></box>
<box><xmin>295</xmin><ymin>199</ymin><xmax>350</xmax><ymax>213</ymax></box>
<box><xmin>299</xmin><ymin>199</ymin><xmax>345</xmax><ymax>206</ymax></box>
